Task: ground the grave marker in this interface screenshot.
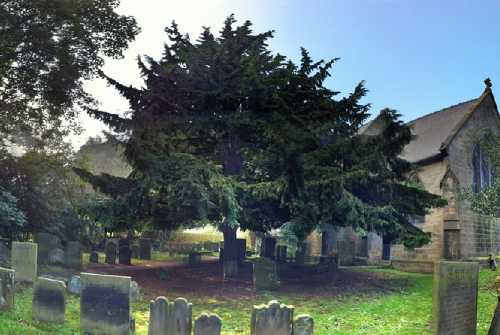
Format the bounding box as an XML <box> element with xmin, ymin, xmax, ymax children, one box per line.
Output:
<box><xmin>293</xmin><ymin>315</ymin><xmax>314</xmax><ymax>335</ymax></box>
<box><xmin>253</xmin><ymin>258</ymin><xmax>279</xmax><ymax>291</ymax></box>
<box><xmin>80</xmin><ymin>272</ymin><xmax>131</xmax><ymax>335</ymax></box>
<box><xmin>194</xmin><ymin>313</ymin><xmax>222</xmax><ymax>335</ymax></box>
<box><xmin>64</xmin><ymin>241</ymin><xmax>82</xmax><ymax>269</ymax></box>
<box><xmin>0</xmin><ymin>267</ymin><xmax>15</xmax><ymax>311</ymax></box>
<box><xmin>11</xmin><ymin>242</ymin><xmax>37</xmax><ymax>283</ymax></box>
<box><xmin>251</xmin><ymin>300</ymin><xmax>293</xmax><ymax>335</ymax></box>
<box><xmin>105</xmin><ymin>239</ymin><xmax>118</xmax><ymax>264</ymax></box>
<box><xmin>432</xmin><ymin>261</ymin><xmax>479</xmax><ymax>335</ymax></box>
<box><xmin>139</xmin><ymin>238</ymin><xmax>152</xmax><ymax>260</ymax></box>
<box><xmin>148</xmin><ymin>296</ymin><xmax>192</xmax><ymax>335</ymax></box>
<box><xmin>32</xmin><ymin>277</ymin><xmax>66</xmax><ymax>323</ymax></box>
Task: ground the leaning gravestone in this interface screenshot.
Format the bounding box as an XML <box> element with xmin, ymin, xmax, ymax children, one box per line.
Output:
<box><xmin>293</xmin><ymin>315</ymin><xmax>314</xmax><ymax>335</ymax></box>
<box><xmin>253</xmin><ymin>257</ymin><xmax>279</xmax><ymax>291</ymax></box>
<box><xmin>80</xmin><ymin>272</ymin><xmax>131</xmax><ymax>335</ymax></box>
<box><xmin>105</xmin><ymin>239</ymin><xmax>118</xmax><ymax>265</ymax></box>
<box><xmin>64</xmin><ymin>241</ymin><xmax>82</xmax><ymax>269</ymax></box>
<box><xmin>0</xmin><ymin>267</ymin><xmax>15</xmax><ymax>311</ymax></box>
<box><xmin>139</xmin><ymin>238</ymin><xmax>152</xmax><ymax>260</ymax></box>
<box><xmin>32</xmin><ymin>277</ymin><xmax>66</xmax><ymax>323</ymax></box>
<box><xmin>251</xmin><ymin>300</ymin><xmax>293</xmax><ymax>335</ymax></box>
<box><xmin>148</xmin><ymin>296</ymin><xmax>192</xmax><ymax>335</ymax></box>
<box><xmin>432</xmin><ymin>261</ymin><xmax>479</xmax><ymax>335</ymax></box>
<box><xmin>12</xmin><ymin>242</ymin><xmax>37</xmax><ymax>283</ymax></box>
<box><xmin>194</xmin><ymin>313</ymin><xmax>222</xmax><ymax>335</ymax></box>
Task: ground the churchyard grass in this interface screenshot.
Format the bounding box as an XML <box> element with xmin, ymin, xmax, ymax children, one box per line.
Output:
<box><xmin>0</xmin><ymin>267</ymin><xmax>497</xmax><ymax>334</ymax></box>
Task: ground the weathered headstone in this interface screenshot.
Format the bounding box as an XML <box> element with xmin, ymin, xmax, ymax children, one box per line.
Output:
<box><xmin>293</xmin><ymin>315</ymin><xmax>314</xmax><ymax>335</ymax></box>
<box><xmin>130</xmin><ymin>280</ymin><xmax>140</xmax><ymax>302</ymax></box>
<box><xmin>12</xmin><ymin>242</ymin><xmax>37</xmax><ymax>283</ymax></box>
<box><xmin>139</xmin><ymin>238</ymin><xmax>152</xmax><ymax>260</ymax></box>
<box><xmin>0</xmin><ymin>267</ymin><xmax>15</xmax><ymax>311</ymax></box>
<box><xmin>80</xmin><ymin>272</ymin><xmax>131</xmax><ymax>335</ymax></box>
<box><xmin>251</xmin><ymin>300</ymin><xmax>293</xmax><ymax>335</ymax></box>
<box><xmin>118</xmin><ymin>239</ymin><xmax>132</xmax><ymax>265</ymax></box>
<box><xmin>36</xmin><ymin>233</ymin><xmax>61</xmax><ymax>265</ymax></box>
<box><xmin>32</xmin><ymin>277</ymin><xmax>66</xmax><ymax>323</ymax></box>
<box><xmin>366</xmin><ymin>232</ymin><xmax>383</xmax><ymax>265</ymax></box>
<box><xmin>432</xmin><ymin>261</ymin><xmax>479</xmax><ymax>335</ymax></box>
<box><xmin>105</xmin><ymin>239</ymin><xmax>118</xmax><ymax>265</ymax></box>
<box><xmin>194</xmin><ymin>313</ymin><xmax>222</xmax><ymax>335</ymax></box>
<box><xmin>64</xmin><ymin>241</ymin><xmax>82</xmax><ymax>269</ymax></box>
<box><xmin>131</xmin><ymin>243</ymin><xmax>140</xmax><ymax>259</ymax></box>
<box><xmin>48</xmin><ymin>248</ymin><xmax>65</xmax><ymax>265</ymax></box>
<box><xmin>237</xmin><ymin>238</ymin><xmax>247</xmax><ymax>264</ymax></box>
<box><xmin>90</xmin><ymin>251</ymin><xmax>99</xmax><ymax>264</ymax></box>
<box><xmin>276</xmin><ymin>246</ymin><xmax>288</xmax><ymax>263</ymax></box>
<box><xmin>253</xmin><ymin>257</ymin><xmax>279</xmax><ymax>291</ymax></box>
<box><xmin>148</xmin><ymin>296</ymin><xmax>192</xmax><ymax>335</ymax></box>
<box><xmin>68</xmin><ymin>275</ymin><xmax>81</xmax><ymax>295</ymax></box>
<box><xmin>0</xmin><ymin>239</ymin><xmax>10</xmax><ymax>267</ymax></box>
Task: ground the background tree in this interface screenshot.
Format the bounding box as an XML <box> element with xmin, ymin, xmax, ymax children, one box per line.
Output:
<box><xmin>0</xmin><ymin>187</ymin><xmax>26</xmax><ymax>241</ymax></box>
<box><xmin>0</xmin><ymin>0</ymin><xmax>139</xmax><ymax>146</ymax></box>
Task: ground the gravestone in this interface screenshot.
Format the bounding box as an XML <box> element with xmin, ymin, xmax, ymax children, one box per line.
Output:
<box><xmin>48</xmin><ymin>248</ymin><xmax>65</xmax><ymax>265</ymax></box>
<box><xmin>432</xmin><ymin>261</ymin><xmax>479</xmax><ymax>335</ymax></box>
<box><xmin>0</xmin><ymin>239</ymin><xmax>10</xmax><ymax>267</ymax></box>
<box><xmin>32</xmin><ymin>277</ymin><xmax>66</xmax><ymax>323</ymax></box>
<box><xmin>276</xmin><ymin>246</ymin><xmax>288</xmax><ymax>263</ymax></box>
<box><xmin>251</xmin><ymin>300</ymin><xmax>293</xmax><ymax>335</ymax></box>
<box><xmin>131</xmin><ymin>243</ymin><xmax>140</xmax><ymax>259</ymax></box>
<box><xmin>80</xmin><ymin>272</ymin><xmax>131</xmax><ymax>335</ymax></box>
<box><xmin>36</xmin><ymin>233</ymin><xmax>61</xmax><ymax>265</ymax></box>
<box><xmin>337</xmin><ymin>240</ymin><xmax>356</xmax><ymax>266</ymax></box>
<box><xmin>237</xmin><ymin>238</ymin><xmax>247</xmax><ymax>264</ymax></box>
<box><xmin>260</xmin><ymin>237</ymin><xmax>276</xmax><ymax>259</ymax></box>
<box><xmin>105</xmin><ymin>239</ymin><xmax>118</xmax><ymax>264</ymax></box>
<box><xmin>64</xmin><ymin>241</ymin><xmax>82</xmax><ymax>269</ymax></box>
<box><xmin>139</xmin><ymin>238</ymin><xmax>152</xmax><ymax>260</ymax></box>
<box><xmin>293</xmin><ymin>315</ymin><xmax>314</xmax><ymax>335</ymax></box>
<box><xmin>295</xmin><ymin>246</ymin><xmax>306</xmax><ymax>265</ymax></box>
<box><xmin>12</xmin><ymin>242</ymin><xmax>37</xmax><ymax>283</ymax></box>
<box><xmin>118</xmin><ymin>239</ymin><xmax>132</xmax><ymax>265</ymax></box>
<box><xmin>188</xmin><ymin>251</ymin><xmax>202</xmax><ymax>266</ymax></box>
<box><xmin>89</xmin><ymin>251</ymin><xmax>99</xmax><ymax>264</ymax></box>
<box><xmin>130</xmin><ymin>280</ymin><xmax>140</xmax><ymax>302</ymax></box>
<box><xmin>366</xmin><ymin>232</ymin><xmax>383</xmax><ymax>265</ymax></box>
<box><xmin>148</xmin><ymin>296</ymin><xmax>192</xmax><ymax>335</ymax></box>
<box><xmin>68</xmin><ymin>275</ymin><xmax>81</xmax><ymax>295</ymax></box>
<box><xmin>194</xmin><ymin>313</ymin><xmax>222</xmax><ymax>335</ymax></box>
<box><xmin>253</xmin><ymin>257</ymin><xmax>279</xmax><ymax>291</ymax></box>
<box><xmin>0</xmin><ymin>267</ymin><xmax>15</xmax><ymax>311</ymax></box>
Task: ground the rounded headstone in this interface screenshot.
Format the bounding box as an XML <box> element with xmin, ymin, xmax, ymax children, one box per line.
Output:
<box><xmin>68</xmin><ymin>275</ymin><xmax>81</xmax><ymax>295</ymax></box>
<box><xmin>130</xmin><ymin>280</ymin><xmax>140</xmax><ymax>301</ymax></box>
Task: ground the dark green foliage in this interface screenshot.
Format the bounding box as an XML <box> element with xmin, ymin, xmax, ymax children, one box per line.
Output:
<box><xmin>85</xmin><ymin>16</ymin><xmax>444</xmax><ymax>247</ymax></box>
<box><xmin>0</xmin><ymin>188</ymin><xmax>26</xmax><ymax>240</ymax></box>
<box><xmin>0</xmin><ymin>0</ymin><xmax>139</xmax><ymax>144</ymax></box>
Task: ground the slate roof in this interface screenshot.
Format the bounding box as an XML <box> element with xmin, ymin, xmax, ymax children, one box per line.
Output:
<box><xmin>358</xmin><ymin>87</ymin><xmax>495</xmax><ymax>164</ymax></box>
<box><xmin>400</xmin><ymin>99</ymin><xmax>478</xmax><ymax>163</ymax></box>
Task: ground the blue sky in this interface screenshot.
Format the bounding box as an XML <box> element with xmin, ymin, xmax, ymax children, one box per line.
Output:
<box><xmin>79</xmin><ymin>0</ymin><xmax>499</xmax><ymax>147</ymax></box>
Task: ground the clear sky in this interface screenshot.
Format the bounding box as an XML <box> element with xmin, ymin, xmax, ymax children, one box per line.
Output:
<box><xmin>78</xmin><ymin>0</ymin><xmax>500</xmax><ymax>148</ymax></box>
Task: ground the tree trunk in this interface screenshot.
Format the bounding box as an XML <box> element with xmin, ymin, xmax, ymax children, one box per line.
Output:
<box><xmin>222</xmin><ymin>225</ymin><xmax>238</xmax><ymax>280</ymax></box>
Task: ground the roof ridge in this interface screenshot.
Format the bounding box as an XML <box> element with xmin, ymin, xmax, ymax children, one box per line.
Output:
<box><xmin>407</xmin><ymin>98</ymin><xmax>478</xmax><ymax>125</ymax></box>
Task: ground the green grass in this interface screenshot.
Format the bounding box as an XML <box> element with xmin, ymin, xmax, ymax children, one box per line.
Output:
<box><xmin>0</xmin><ymin>268</ymin><xmax>497</xmax><ymax>335</ymax></box>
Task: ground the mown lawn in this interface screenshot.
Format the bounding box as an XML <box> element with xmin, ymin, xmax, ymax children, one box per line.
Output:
<box><xmin>0</xmin><ymin>267</ymin><xmax>497</xmax><ymax>335</ymax></box>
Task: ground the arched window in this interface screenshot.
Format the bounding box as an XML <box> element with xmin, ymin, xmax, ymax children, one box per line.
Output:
<box><xmin>472</xmin><ymin>143</ymin><xmax>493</xmax><ymax>192</ymax></box>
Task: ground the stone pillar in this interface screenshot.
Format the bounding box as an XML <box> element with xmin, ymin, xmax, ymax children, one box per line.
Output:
<box><xmin>32</xmin><ymin>277</ymin><xmax>66</xmax><ymax>323</ymax></box>
<box><xmin>12</xmin><ymin>242</ymin><xmax>37</xmax><ymax>283</ymax></box>
<box><xmin>80</xmin><ymin>273</ymin><xmax>131</xmax><ymax>335</ymax></box>
<box><xmin>148</xmin><ymin>296</ymin><xmax>192</xmax><ymax>335</ymax></box>
<box><xmin>251</xmin><ymin>300</ymin><xmax>293</xmax><ymax>335</ymax></box>
<box><xmin>260</xmin><ymin>237</ymin><xmax>277</xmax><ymax>259</ymax></box>
<box><xmin>253</xmin><ymin>258</ymin><xmax>279</xmax><ymax>291</ymax></box>
<box><xmin>367</xmin><ymin>232</ymin><xmax>383</xmax><ymax>265</ymax></box>
<box><xmin>194</xmin><ymin>313</ymin><xmax>222</xmax><ymax>335</ymax></box>
<box><xmin>293</xmin><ymin>315</ymin><xmax>314</xmax><ymax>335</ymax></box>
<box><xmin>0</xmin><ymin>267</ymin><xmax>15</xmax><ymax>311</ymax></box>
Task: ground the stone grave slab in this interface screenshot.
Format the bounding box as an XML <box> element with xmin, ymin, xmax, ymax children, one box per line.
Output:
<box><xmin>64</xmin><ymin>241</ymin><xmax>82</xmax><ymax>269</ymax></box>
<box><xmin>251</xmin><ymin>300</ymin><xmax>293</xmax><ymax>335</ymax></box>
<box><xmin>148</xmin><ymin>296</ymin><xmax>192</xmax><ymax>335</ymax></box>
<box><xmin>253</xmin><ymin>257</ymin><xmax>279</xmax><ymax>291</ymax></box>
<box><xmin>32</xmin><ymin>277</ymin><xmax>66</xmax><ymax>323</ymax></box>
<box><xmin>80</xmin><ymin>272</ymin><xmax>131</xmax><ymax>335</ymax></box>
<box><xmin>0</xmin><ymin>267</ymin><xmax>15</xmax><ymax>311</ymax></box>
<box><xmin>194</xmin><ymin>313</ymin><xmax>221</xmax><ymax>335</ymax></box>
<box><xmin>11</xmin><ymin>242</ymin><xmax>37</xmax><ymax>283</ymax></box>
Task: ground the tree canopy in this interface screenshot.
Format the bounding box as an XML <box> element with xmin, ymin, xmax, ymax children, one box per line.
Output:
<box><xmin>0</xmin><ymin>0</ymin><xmax>139</xmax><ymax>145</ymax></box>
<box><xmin>81</xmin><ymin>16</ymin><xmax>445</xmax><ymax>248</ymax></box>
